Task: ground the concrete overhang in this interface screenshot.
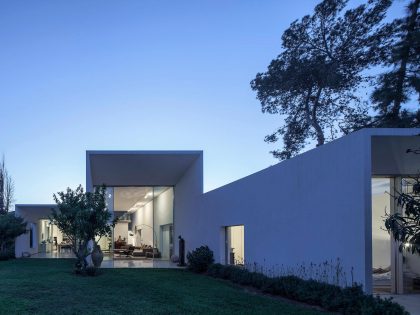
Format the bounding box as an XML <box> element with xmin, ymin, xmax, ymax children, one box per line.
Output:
<box><xmin>15</xmin><ymin>204</ymin><xmax>57</xmax><ymax>218</ymax></box>
<box><xmin>86</xmin><ymin>150</ymin><xmax>203</xmax><ymax>187</ymax></box>
<box><xmin>370</xmin><ymin>130</ymin><xmax>420</xmax><ymax>176</ymax></box>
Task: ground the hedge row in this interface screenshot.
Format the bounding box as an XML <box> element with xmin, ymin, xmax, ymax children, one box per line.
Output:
<box><xmin>207</xmin><ymin>263</ymin><xmax>408</xmax><ymax>315</ymax></box>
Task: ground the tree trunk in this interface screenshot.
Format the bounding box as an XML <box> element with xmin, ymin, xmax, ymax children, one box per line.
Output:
<box><xmin>313</xmin><ymin>120</ymin><xmax>325</xmax><ymax>146</ymax></box>
<box><xmin>4</xmin><ymin>173</ymin><xmax>13</xmax><ymax>213</ymax></box>
<box><xmin>85</xmin><ymin>239</ymin><xmax>95</xmax><ymax>268</ymax></box>
<box><xmin>73</xmin><ymin>239</ymin><xmax>89</xmax><ymax>272</ymax></box>
<box><xmin>311</xmin><ymin>88</ymin><xmax>324</xmax><ymax>146</ymax></box>
<box><xmin>304</xmin><ymin>86</ymin><xmax>325</xmax><ymax>146</ymax></box>
<box><xmin>91</xmin><ymin>245</ymin><xmax>104</xmax><ymax>268</ymax></box>
<box><xmin>391</xmin><ymin>0</ymin><xmax>419</xmax><ymax>118</ymax></box>
<box><xmin>0</xmin><ymin>168</ymin><xmax>4</xmax><ymax>214</ymax></box>
<box><xmin>73</xmin><ymin>239</ymin><xmax>96</xmax><ymax>272</ymax></box>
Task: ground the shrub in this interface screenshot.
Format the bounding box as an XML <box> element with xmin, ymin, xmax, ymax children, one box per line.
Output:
<box><xmin>0</xmin><ymin>252</ymin><xmax>10</xmax><ymax>261</ymax></box>
<box><xmin>0</xmin><ymin>213</ymin><xmax>26</xmax><ymax>260</ymax></box>
<box><xmin>0</xmin><ymin>245</ymin><xmax>15</xmax><ymax>260</ymax></box>
<box><xmin>186</xmin><ymin>245</ymin><xmax>214</xmax><ymax>273</ymax></box>
<box><xmin>360</xmin><ymin>295</ymin><xmax>407</xmax><ymax>315</ymax></box>
<box><xmin>207</xmin><ymin>264</ymin><xmax>408</xmax><ymax>315</ymax></box>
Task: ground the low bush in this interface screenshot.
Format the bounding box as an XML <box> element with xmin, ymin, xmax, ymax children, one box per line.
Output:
<box><xmin>0</xmin><ymin>244</ymin><xmax>15</xmax><ymax>261</ymax></box>
<box><xmin>0</xmin><ymin>213</ymin><xmax>26</xmax><ymax>261</ymax></box>
<box><xmin>0</xmin><ymin>253</ymin><xmax>10</xmax><ymax>261</ymax></box>
<box><xmin>186</xmin><ymin>245</ymin><xmax>214</xmax><ymax>273</ymax></box>
<box><xmin>207</xmin><ymin>264</ymin><xmax>408</xmax><ymax>315</ymax></box>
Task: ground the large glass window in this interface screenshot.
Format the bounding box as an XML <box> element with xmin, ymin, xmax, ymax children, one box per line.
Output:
<box><xmin>400</xmin><ymin>178</ymin><xmax>420</xmax><ymax>293</ymax></box>
<box><xmin>38</xmin><ymin>219</ymin><xmax>54</xmax><ymax>253</ymax></box>
<box><xmin>372</xmin><ymin>178</ymin><xmax>391</xmax><ymax>293</ymax></box>
<box><xmin>372</xmin><ymin>177</ymin><xmax>420</xmax><ymax>294</ymax></box>
<box><xmin>107</xmin><ymin>186</ymin><xmax>174</xmax><ymax>260</ymax></box>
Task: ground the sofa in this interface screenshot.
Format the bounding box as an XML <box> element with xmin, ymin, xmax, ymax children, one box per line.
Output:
<box><xmin>132</xmin><ymin>247</ymin><xmax>161</xmax><ymax>258</ymax></box>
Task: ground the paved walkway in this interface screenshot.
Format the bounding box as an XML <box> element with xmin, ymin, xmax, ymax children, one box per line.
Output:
<box><xmin>101</xmin><ymin>259</ymin><xmax>182</xmax><ymax>268</ymax></box>
<box><xmin>380</xmin><ymin>294</ymin><xmax>420</xmax><ymax>315</ymax></box>
<box><xmin>30</xmin><ymin>252</ymin><xmax>181</xmax><ymax>268</ymax></box>
<box><xmin>31</xmin><ymin>251</ymin><xmax>75</xmax><ymax>259</ymax></box>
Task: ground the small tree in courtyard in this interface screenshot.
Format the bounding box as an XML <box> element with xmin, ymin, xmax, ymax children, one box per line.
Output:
<box><xmin>50</xmin><ymin>185</ymin><xmax>116</xmax><ymax>274</ymax></box>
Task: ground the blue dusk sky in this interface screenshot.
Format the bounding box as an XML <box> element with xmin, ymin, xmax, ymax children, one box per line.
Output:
<box><xmin>0</xmin><ymin>1</ymin><xmax>404</xmax><ymax>204</ymax></box>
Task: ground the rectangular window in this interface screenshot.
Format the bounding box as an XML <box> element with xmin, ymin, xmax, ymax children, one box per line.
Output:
<box><xmin>29</xmin><ymin>225</ymin><xmax>34</xmax><ymax>248</ymax></box>
<box><xmin>225</xmin><ymin>225</ymin><xmax>245</xmax><ymax>266</ymax></box>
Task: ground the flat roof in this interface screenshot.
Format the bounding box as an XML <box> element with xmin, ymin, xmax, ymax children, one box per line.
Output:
<box><xmin>15</xmin><ymin>204</ymin><xmax>56</xmax><ymax>209</ymax></box>
<box><xmin>15</xmin><ymin>204</ymin><xmax>57</xmax><ymax>217</ymax></box>
<box><xmin>87</xmin><ymin>150</ymin><xmax>202</xmax><ymax>187</ymax></box>
<box><xmin>372</xmin><ymin>135</ymin><xmax>420</xmax><ymax>176</ymax></box>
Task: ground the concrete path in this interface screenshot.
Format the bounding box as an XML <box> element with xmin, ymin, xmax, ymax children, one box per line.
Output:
<box><xmin>30</xmin><ymin>252</ymin><xmax>181</xmax><ymax>268</ymax></box>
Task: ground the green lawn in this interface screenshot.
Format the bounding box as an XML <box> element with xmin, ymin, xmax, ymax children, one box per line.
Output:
<box><xmin>0</xmin><ymin>259</ymin><xmax>326</xmax><ymax>315</ymax></box>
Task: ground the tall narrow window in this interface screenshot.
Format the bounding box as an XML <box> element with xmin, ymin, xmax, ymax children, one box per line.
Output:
<box><xmin>225</xmin><ymin>225</ymin><xmax>245</xmax><ymax>265</ymax></box>
<box><xmin>29</xmin><ymin>225</ymin><xmax>34</xmax><ymax>249</ymax></box>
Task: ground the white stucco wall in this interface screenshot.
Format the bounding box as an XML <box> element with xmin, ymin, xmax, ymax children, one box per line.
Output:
<box><xmin>154</xmin><ymin>188</ymin><xmax>174</xmax><ymax>252</ymax></box>
<box><xmin>178</xmin><ymin>128</ymin><xmax>420</xmax><ymax>293</ymax></box>
<box><xmin>131</xmin><ymin>201</ymin><xmax>154</xmax><ymax>246</ymax></box>
<box><xmin>190</xmin><ymin>130</ymin><xmax>370</xmax><ymax>289</ymax></box>
<box><xmin>16</xmin><ymin>130</ymin><xmax>420</xmax><ymax>294</ymax></box>
<box><xmin>114</xmin><ymin>221</ymin><xmax>129</xmax><ymax>243</ymax></box>
<box><xmin>15</xmin><ymin>205</ymin><xmax>56</xmax><ymax>257</ymax></box>
<box><xmin>173</xmin><ymin>154</ymin><xmax>203</xmax><ymax>256</ymax></box>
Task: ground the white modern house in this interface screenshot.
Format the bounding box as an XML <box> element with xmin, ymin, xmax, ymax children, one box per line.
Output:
<box><xmin>15</xmin><ymin>128</ymin><xmax>420</xmax><ymax>294</ymax></box>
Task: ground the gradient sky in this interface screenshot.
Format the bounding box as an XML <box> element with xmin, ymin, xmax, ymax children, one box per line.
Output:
<box><xmin>0</xmin><ymin>1</ymin><xmax>405</xmax><ymax>204</ymax></box>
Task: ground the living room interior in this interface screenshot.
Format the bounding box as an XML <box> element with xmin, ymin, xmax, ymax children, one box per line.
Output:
<box><xmin>110</xmin><ymin>186</ymin><xmax>174</xmax><ymax>260</ymax></box>
<box><xmin>24</xmin><ymin>186</ymin><xmax>175</xmax><ymax>261</ymax></box>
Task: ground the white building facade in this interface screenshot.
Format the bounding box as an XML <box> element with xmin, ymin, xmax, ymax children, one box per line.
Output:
<box><xmin>15</xmin><ymin>128</ymin><xmax>420</xmax><ymax>294</ymax></box>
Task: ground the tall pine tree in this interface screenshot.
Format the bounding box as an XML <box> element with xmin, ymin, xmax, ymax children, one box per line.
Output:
<box><xmin>251</xmin><ymin>0</ymin><xmax>391</xmax><ymax>160</ymax></box>
<box><xmin>372</xmin><ymin>0</ymin><xmax>420</xmax><ymax>127</ymax></box>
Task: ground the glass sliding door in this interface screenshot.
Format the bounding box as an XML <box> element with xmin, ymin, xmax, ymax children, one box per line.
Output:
<box><xmin>400</xmin><ymin>178</ymin><xmax>420</xmax><ymax>293</ymax></box>
<box><xmin>372</xmin><ymin>177</ymin><xmax>420</xmax><ymax>294</ymax></box>
<box><xmin>38</xmin><ymin>219</ymin><xmax>54</xmax><ymax>253</ymax></box>
<box><xmin>371</xmin><ymin>178</ymin><xmax>392</xmax><ymax>293</ymax></box>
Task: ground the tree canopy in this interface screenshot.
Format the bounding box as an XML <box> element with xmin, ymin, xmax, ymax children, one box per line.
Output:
<box><xmin>0</xmin><ymin>155</ymin><xmax>24</xmax><ymax>259</ymax></box>
<box><xmin>252</xmin><ymin>0</ymin><xmax>420</xmax><ymax>160</ymax></box>
<box><xmin>251</xmin><ymin>0</ymin><xmax>391</xmax><ymax>160</ymax></box>
<box><xmin>371</xmin><ymin>0</ymin><xmax>420</xmax><ymax>126</ymax></box>
<box><xmin>0</xmin><ymin>213</ymin><xmax>26</xmax><ymax>258</ymax></box>
<box><xmin>0</xmin><ymin>156</ymin><xmax>15</xmax><ymax>214</ymax></box>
